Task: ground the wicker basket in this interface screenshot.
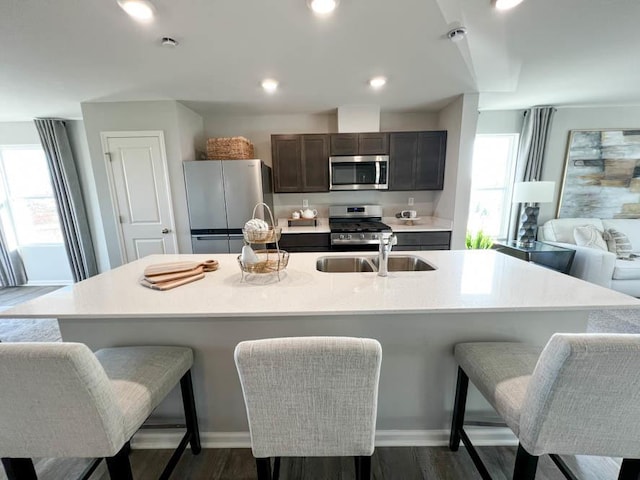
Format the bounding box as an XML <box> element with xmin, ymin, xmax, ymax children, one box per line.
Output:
<box><xmin>242</xmin><ymin>227</ymin><xmax>282</xmax><ymax>244</ymax></box>
<box><xmin>237</xmin><ymin>249</ymin><xmax>289</xmax><ymax>274</ymax></box>
<box><xmin>206</xmin><ymin>136</ymin><xmax>254</xmax><ymax>160</ymax></box>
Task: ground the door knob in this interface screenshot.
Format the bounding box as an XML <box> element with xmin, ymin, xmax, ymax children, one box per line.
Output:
<box><xmin>162</xmin><ymin>228</ymin><xmax>171</xmax><ymax>234</ymax></box>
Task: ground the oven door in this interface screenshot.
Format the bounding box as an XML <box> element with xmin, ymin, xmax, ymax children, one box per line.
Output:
<box><xmin>329</xmin><ymin>156</ymin><xmax>388</xmax><ymax>190</ymax></box>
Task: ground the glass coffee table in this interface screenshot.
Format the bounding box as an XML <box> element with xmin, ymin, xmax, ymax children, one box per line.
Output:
<box><xmin>493</xmin><ymin>241</ymin><xmax>576</xmax><ymax>274</ymax></box>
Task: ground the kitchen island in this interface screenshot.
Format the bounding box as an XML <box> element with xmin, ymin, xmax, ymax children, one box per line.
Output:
<box><xmin>4</xmin><ymin>250</ymin><xmax>639</xmax><ymax>447</ymax></box>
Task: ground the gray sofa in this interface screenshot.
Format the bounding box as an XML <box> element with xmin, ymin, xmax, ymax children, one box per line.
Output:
<box><xmin>538</xmin><ymin>218</ymin><xmax>640</xmax><ymax>297</ymax></box>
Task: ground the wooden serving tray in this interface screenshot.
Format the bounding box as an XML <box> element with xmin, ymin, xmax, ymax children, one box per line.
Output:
<box><xmin>139</xmin><ymin>272</ymin><xmax>205</xmax><ymax>290</ymax></box>
<box><xmin>287</xmin><ymin>218</ymin><xmax>318</xmax><ymax>227</ymax></box>
<box><xmin>144</xmin><ymin>266</ymin><xmax>204</xmax><ymax>284</ymax></box>
<box><xmin>144</xmin><ymin>260</ymin><xmax>218</xmax><ymax>277</ymax></box>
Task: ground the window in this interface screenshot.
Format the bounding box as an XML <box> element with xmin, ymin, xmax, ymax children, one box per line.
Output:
<box><xmin>467</xmin><ymin>134</ymin><xmax>519</xmax><ymax>240</ymax></box>
<box><xmin>0</xmin><ymin>146</ymin><xmax>64</xmax><ymax>245</ymax></box>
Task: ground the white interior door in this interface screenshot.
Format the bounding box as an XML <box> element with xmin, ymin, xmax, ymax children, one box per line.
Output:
<box><xmin>102</xmin><ymin>132</ymin><xmax>177</xmax><ymax>262</ymax></box>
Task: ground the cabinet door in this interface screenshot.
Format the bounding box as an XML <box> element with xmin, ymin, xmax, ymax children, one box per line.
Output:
<box><xmin>395</xmin><ymin>231</ymin><xmax>451</xmax><ymax>250</ymax></box>
<box><xmin>330</xmin><ymin>134</ymin><xmax>358</xmax><ymax>156</ymax></box>
<box><xmin>272</xmin><ymin>135</ymin><xmax>302</xmax><ymax>193</ymax></box>
<box><xmin>301</xmin><ymin>134</ymin><xmax>329</xmax><ymax>192</ymax></box>
<box><xmin>415</xmin><ymin>131</ymin><xmax>447</xmax><ymax>190</ymax></box>
<box><xmin>389</xmin><ymin>132</ymin><xmax>418</xmax><ymax>190</ymax></box>
<box><xmin>359</xmin><ymin>133</ymin><xmax>389</xmax><ymax>155</ymax></box>
<box><xmin>278</xmin><ymin>233</ymin><xmax>331</xmax><ymax>252</ymax></box>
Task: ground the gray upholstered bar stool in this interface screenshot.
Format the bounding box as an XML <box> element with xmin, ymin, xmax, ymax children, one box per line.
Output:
<box><xmin>0</xmin><ymin>342</ymin><xmax>201</xmax><ymax>480</ymax></box>
<box><xmin>234</xmin><ymin>336</ymin><xmax>382</xmax><ymax>480</ymax></box>
<box><xmin>449</xmin><ymin>333</ymin><xmax>640</xmax><ymax>480</ymax></box>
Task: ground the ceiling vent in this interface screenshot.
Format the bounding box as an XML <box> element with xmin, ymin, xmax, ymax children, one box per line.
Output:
<box><xmin>447</xmin><ymin>27</ymin><xmax>468</xmax><ymax>43</ymax></box>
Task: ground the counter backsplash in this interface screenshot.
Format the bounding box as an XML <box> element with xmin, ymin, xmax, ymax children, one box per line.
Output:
<box><xmin>272</xmin><ymin>191</ymin><xmax>436</xmax><ymax>220</ymax></box>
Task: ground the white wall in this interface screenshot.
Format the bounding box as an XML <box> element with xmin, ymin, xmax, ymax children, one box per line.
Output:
<box><xmin>81</xmin><ymin>100</ymin><xmax>204</xmax><ymax>267</ymax></box>
<box><xmin>0</xmin><ymin>122</ymin><xmax>40</xmax><ymax>144</ymax></box>
<box><xmin>203</xmin><ymin>110</ymin><xmax>441</xmax><ymax>219</ymax></box>
<box><xmin>476</xmin><ymin>110</ymin><xmax>524</xmax><ymax>135</ymax></box>
<box><xmin>435</xmin><ymin>94</ymin><xmax>480</xmax><ymax>249</ymax></box>
<box><xmin>177</xmin><ymin>102</ymin><xmax>205</xmax><ymax>161</ymax></box>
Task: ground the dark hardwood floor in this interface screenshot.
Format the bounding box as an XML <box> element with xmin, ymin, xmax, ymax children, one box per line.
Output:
<box><xmin>0</xmin><ymin>447</ymin><xmax>620</xmax><ymax>480</ymax></box>
<box><xmin>0</xmin><ymin>286</ymin><xmax>62</xmax><ymax>307</ymax></box>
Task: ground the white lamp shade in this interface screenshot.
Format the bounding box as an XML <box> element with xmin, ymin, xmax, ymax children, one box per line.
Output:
<box><xmin>512</xmin><ymin>181</ymin><xmax>555</xmax><ymax>203</ymax></box>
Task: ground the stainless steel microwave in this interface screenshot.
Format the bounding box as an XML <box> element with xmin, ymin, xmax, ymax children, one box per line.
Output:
<box><xmin>329</xmin><ymin>155</ymin><xmax>389</xmax><ymax>190</ymax></box>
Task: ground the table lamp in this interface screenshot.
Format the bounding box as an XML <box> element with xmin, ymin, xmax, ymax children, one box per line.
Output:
<box><xmin>512</xmin><ymin>181</ymin><xmax>555</xmax><ymax>247</ymax></box>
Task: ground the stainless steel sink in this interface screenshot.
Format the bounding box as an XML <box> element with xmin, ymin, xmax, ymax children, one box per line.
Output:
<box><xmin>316</xmin><ymin>256</ymin><xmax>375</xmax><ymax>273</ymax></box>
<box><xmin>371</xmin><ymin>255</ymin><xmax>436</xmax><ymax>272</ymax></box>
<box><xmin>316</xmin><ymin>255</ymin><xmax>435</xmax><ymax>273</ymax></box>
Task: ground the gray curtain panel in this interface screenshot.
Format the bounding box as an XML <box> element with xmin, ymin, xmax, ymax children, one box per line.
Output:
<box><xmin>34</xmin><ymin>119</ymin><xmax>98</xmax><ymax>282</ymax></box>
<box><xmin>507</xmin><ymin>106</ymin><xmax>557</xmax><ymax>240</ymax></box>
<box><xmin>0</xmin><ymin>227</ymin><xmax>27</xmax><ymax>287</ymax></box>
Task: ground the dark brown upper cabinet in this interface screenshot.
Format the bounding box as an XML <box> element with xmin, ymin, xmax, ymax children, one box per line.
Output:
<box><xmin>389</xmin><ymin>131</ymin><xmax>447</xmax><ymax>190</ymax></box>
<box><xmin>272</xmin><ymin>134</ymin><xmax>329</xmax><ymax>193</ymax></box>
<box><xmin>301</xmin><ymin>134</ymin><xmax>329</xmax><ymax>192</ymax></box>
<box><xmin>330</xmin><ymin>133</ymin><xmax>389</xmax><ymax>156</ymax></box>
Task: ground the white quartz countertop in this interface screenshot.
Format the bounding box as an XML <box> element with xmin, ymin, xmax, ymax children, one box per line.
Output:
<box><xmin>382</xmin><ymin>216</ymin><xmax>453</xmax><ymax>232</ymax></box>
<box><xmin>277</xmin><ymin>216</ymin><xmax>452</xmax><ymax>234</ymax></box>
<box><xmin>3</xmin><ymin>251</ymin><xmax>639</xmax><ymax>319</ymax></box>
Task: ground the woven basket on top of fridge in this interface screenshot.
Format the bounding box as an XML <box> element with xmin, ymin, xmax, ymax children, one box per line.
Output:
<box><xmin>206</xmin><ymin>136</ymin><xmax>255</xmax><ymax>160</ymax></box>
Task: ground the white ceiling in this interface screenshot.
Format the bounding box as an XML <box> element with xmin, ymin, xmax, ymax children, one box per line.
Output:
<box><xmin>1</xmin><ymin>0</ymin><xmax>639</xmax><ymax>121</ymax></box>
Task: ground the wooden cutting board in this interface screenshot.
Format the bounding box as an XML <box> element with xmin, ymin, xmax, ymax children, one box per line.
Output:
<box><xmin>144</xmin><ymin>266</ymin><xmax>204</xmax><ymax>284</ymax></box>
<box><xmin>144</xmin><ymin>260</ymin><xmax>218</xmax><ymax>277</ymax></box>
<box><xmin>139</xmin><ymin>272</ymin><xmax>205</xmax><ymax>290</ymax></box>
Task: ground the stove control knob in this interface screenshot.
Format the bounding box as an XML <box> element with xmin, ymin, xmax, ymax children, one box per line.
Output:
<box><xmin>347</xmin><ymin>234</ymin><xmax>352</xmax><ymax>240</ymax></box>
<box><xmin>339</xmin><ymin>234</ymin><xmax>345</xmax><ymax>240</ymax></box>
<box><xmin>360</xmin><ymin>234</ymin><xmax>365</xmax><ymax>240</ymax></box>
<box><xmin>372</xmin><ymin>233</ymin><xmax>378</xmax><ymax>239</ymax></box>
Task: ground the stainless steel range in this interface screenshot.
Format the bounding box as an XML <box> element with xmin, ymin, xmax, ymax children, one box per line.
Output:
<box><xmin>329</xmin><ymin>205</ymin><xmax>392</xmax><ymax>250</ymax></box>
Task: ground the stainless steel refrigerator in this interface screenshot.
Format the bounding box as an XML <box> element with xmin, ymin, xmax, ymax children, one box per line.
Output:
<box><xmin>184</xmin><ymin>160</ymin><xmax>273</xmax><ymax>254</ymax></box>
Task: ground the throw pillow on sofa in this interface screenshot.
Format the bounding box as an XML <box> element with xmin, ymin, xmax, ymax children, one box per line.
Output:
<box><xmin>603</xmin><ymin>228</ymin><xmax>633</xmax><ymax>259</ymax></box>
<box><xmin>573</xmin><ymin>225</ymin><xmax>608</xmax><ymax>251</ymax></box>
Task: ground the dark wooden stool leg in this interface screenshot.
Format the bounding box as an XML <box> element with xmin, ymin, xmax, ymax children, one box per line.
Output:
<box><xmin>619</xmin><ymin>459</ymin><xmax>640</xmax><ymax>480</ymax></box>
<box><xmin>354</xmin><ymin>456</ymin><xmax>361</xmax><ymax>479</ymax></box>
<box><xmin>180</xmin><ymin>370</ymin><xmax>201</xmax><ymax>455</ymax></box>
<box><xmin>2</xmin><ymin>458</ymin><xmax>37</xmax><ymax>480</ymax></box>
<box><xmin>449</xmin><ymin>367</ymin><xmax>469</xmax><ymax>451</ymax></box>
<box><xmin>513</xmin><ymin>444</ymin><xmax>538</xmax><ymax>480</ymax></box>
<box><xmin>106</xmin><ymin>444</ymin><xmax>134</xmax><ymax>480</ymax></box>
<box><xmin>272</xmin><ymin>457</ymin><xmax>281</xmax><ymax>480</ymax></box>
<box><xmin>357</xmin><ymin>456</ymin><xmax>371</xmax><ymax>480</ymax></box>
<box><xmin>256</xmin><ymin>457</ymin><xmax>272</xmax><ymax>480</ymax></box>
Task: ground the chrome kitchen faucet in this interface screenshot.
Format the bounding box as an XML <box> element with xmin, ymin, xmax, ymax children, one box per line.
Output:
<box><xmin>378</xmin><ymin>233</ymin><xmax>397</xmax><ymax>277</ymax></box>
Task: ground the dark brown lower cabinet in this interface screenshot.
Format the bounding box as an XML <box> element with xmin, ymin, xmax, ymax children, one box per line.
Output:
<box><xmin>277</xmin><ymin>233</ymin><xmax>331</xmax><ymax>253</ymax></box>
<box><xmin>275</xmin><ymin>232</ymin><xmax>450</xmax><ymax>253</ymax></box>
<box><xmin>394</xmin><ymin>231</ymin><xmax>451</xmax><ymax>251</ymax></box>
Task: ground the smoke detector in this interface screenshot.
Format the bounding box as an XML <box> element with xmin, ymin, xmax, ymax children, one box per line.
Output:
<box><xmin>447</xmin><ymin>27</ymin><xmax>468</xmax><ymax>43</ymax></box>
<box><xmin>161</xmin><ymin>37</ymin><xmax>178</xmax><ymax>47</ymax></box>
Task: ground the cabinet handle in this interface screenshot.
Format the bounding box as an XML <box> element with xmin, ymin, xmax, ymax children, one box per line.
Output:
<box><xmin>162</xmin><ymin>228</ymin><xmax>171</xmax><ymax>234</ymax></box>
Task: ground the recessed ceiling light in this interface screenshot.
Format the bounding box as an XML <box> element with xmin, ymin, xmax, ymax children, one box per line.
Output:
<box><xmin>369</xmin><ymin>77</ymin><xmax>387</xmax><ymax>89</ymax></box>
<box><xmin>307</xmin><ymin>0</ymin><xmax>339</xmax><ymax>15</ymax></box>
<box><xmin>262</xmin><ymin>79</ymin><xmax>279</xmax><ymax>93</ymax></box>
<box><xmin>117</xmin><ymin>0</ymin><xmax>155</xmax><ymax>22</ymax></box>
<box><xmin>493</xmin><ymin>0</ymin><xmax>525</xmax><ymax>10</ymax></box>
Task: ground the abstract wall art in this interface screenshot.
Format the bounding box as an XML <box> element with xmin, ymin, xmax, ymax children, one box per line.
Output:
<box><xmin>558</xmin><ymin>129</ymin><xmax>640</xmax><ymax>219</ymax></box>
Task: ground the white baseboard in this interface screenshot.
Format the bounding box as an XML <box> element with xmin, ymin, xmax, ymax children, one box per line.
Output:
<box><xmin>131</xmin><ymin>427</ymin><xmax>518</xmax><ymax>450</ymax></box>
